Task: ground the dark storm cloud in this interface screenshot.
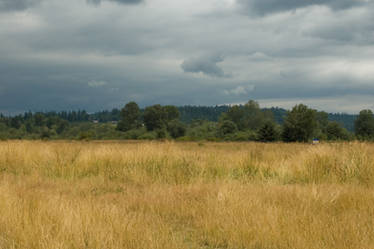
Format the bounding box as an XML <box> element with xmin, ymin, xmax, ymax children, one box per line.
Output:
<box><xmin>238</xmin><ymin>0</ymin><xmax>367</xmax><ymax>15</ymax></box>
<box><xmin>181</xmin><ymin>55</ymin><xmax>227</xmax><ymax>78</ymax></box>
<box><xmin>0</xmin><ymin>57</ymin><xmax>231</xmax><ymax>112</ymax></box>
<box><xmin>86</xmin><ymin>0</ymin><xmax>143</xmax><ymax>5</ymax></box>
<box><xmin>0</xmin><ymin>0</ymin><xmax>41</xmax><ymax>12</ymax></box>
<box><xmin>0</xmin><ymin>58</ymin><xmax>137</xmax><ymax>112</ymax></box>
<box><xmin>1</xmin><ymin>0</ymin><xmax>374</xmax><ymax>113</ymax></box>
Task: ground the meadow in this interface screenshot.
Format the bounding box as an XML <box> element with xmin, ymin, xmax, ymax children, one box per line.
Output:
<box><xmin>0</xmin><ymin>140</ymin><xmax>374</xmax><ymax>249</ymax></box>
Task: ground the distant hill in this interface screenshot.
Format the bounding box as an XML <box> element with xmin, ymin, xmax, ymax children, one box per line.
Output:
<box><xmin>327</xmin><ymin>113</ymin><xmax>357</xmax><ymax>131</ymax></box>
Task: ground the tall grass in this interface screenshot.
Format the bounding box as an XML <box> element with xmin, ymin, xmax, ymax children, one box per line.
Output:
<box><xmin>0</xmin><ymin>141</ymin><xmax>374</xmax><ymax>248</ymax></box>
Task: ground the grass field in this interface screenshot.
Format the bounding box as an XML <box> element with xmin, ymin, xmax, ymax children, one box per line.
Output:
<box><xmin>0</xmin><ymin>141</ymin><xmax>374</xmax><ymax>249</ymax></box>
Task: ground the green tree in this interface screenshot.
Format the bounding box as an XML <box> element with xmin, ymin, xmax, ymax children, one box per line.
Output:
<box><xmin>34</xmin><ymin>113</ymin><xmax>45</xmax><ymax>127</ymax></box>
<box><xmin>222</xmin><ymin>100</ymin><xmax>273</xmax><ymax>131</ymax></box>
<box><xmin>167</xmin><ymin>120</ymin><xmax>186</xmax><ymax>138</ymax></box>
<box><xmin>354</xmin><ymin>109</ymin><xmax>374</xmax><ymax>140</ymax></box>
<box><xmin>258</xmin><ymin>121</ymin><xmax>278</xmax><ymax>142</ymax></box>
<box><xmin>163</xmin><ymin>105</ymin><xmax>180</xmax><ymax>121</ymax></box>
<box><xmin>40</xmin><ymin>127</ymin><xmax>51</xmax><ymax>140</ymax></box>
<box><xmin>117</xmin><ymin>102</ymin><xmax>141</xmax><ymax>132</ymax></box>
<box><xmin>225</xmin><ymin>105</ymin><xmax>244</xmax><ymax>129</ymax></box>
<box><xmin>243</xmin><ymin>100</ymin><xmax>262</xmax><ymax>130</ymax></box>
<box><xmin>143</xmin><ymin>104</ymin><xmax>166</xmax><ymax>131</ymax></box>
<box><xmin>282</xmin><ymin>104</ymin><xmax>317</xmax><ymax>142</ymax></box>
<box><xmin>25</xmin><ymin>120</ymin><xmax>34</xmax><ymax>133</ymax></box>
<box><xmin>326</xmin><ymin>121</ymin><xmax>349</xmax><ymax>140</ymax></box>
<box><xmin>218</xmin><ymin>120</ymin><xmax>238</xmax><ymax>137</ymax></box>
<box><xmin>186</xmin><ymin>121</ymin><xmax>218</xmax><ymax>140</ymax></box>
<box><xmin>315</xmin><ymin>111</ymin><xmax>329</xmax><ymax>134</ymax></box>
<box><xmin>156</xmin><ymin>128</ymin><xmax>168</xmax><ymax>139</ymax></box>
<box><xmin>143</xmin><ymin>104</ymin><xmax>181</xmax><ymax>132</ymax></box>
<box><xmin>10</xmin><ymin>116</ymin><xmax>22</xmax><ymax>129</ymax></box>
<box><xmin>56</xmin><ymin>119</ymin><xmax>69</xmax><ymax>135</ymax></box>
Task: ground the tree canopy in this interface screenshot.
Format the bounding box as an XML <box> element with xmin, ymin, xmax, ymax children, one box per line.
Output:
<box><xmin>282</xmin><ymin>104</ymin><xmax>317</xmax><ymax>142</ymax></box>
<box><xmin>0</xmin><ymin>100</ymin><xmax>370</xmax><ymax>142</ymax></box>
<box><xmin>355</xmin><ymin>109</ymin><xmax>374</xmax><ymax>140</ymax></box>
<box><xmin>117</xmin><ymin>102</ymin><xmax>141</xmax><ymax>132</ymax></box>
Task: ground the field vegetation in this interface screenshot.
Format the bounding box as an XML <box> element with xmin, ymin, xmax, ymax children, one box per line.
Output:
<box><xmin>1</xmin><ymin>141</ymin><xmax>374</xmax><ymax>248</ymax></box>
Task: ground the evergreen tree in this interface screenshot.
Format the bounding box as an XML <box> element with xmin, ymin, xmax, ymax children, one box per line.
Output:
<box><xmin>164</xmin><ymin>105</ymin><xmax>180</xmax><ymax>121</ymax></box>
<box><xmin>56</xmin><ymin>119</ymin><xmax>69</xmax><ymax>134</ymax></box>
<box><xmin>34</xmin><ymin>113</ymin><xmax>45</xmax><ymax>127</ymax></box>
<box><xmin>10</xmin><ymin>116</ymin><xmax>22</xmax><ymax>129</ymax></box>
<box><xmin>258</xmin><ymin>121</ymin><xmax>278</xmax><ymax>142</ymax></box>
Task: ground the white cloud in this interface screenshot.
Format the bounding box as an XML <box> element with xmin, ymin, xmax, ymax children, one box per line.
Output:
<box><xmin>224</xmin><ymin>85</ymin><xmax>255</xmax><ymax>96</ymax></box>
<box><xmin>248</xmin><ymin>52</ymin><xmax>272</xmax><ymax>61</ymax></box>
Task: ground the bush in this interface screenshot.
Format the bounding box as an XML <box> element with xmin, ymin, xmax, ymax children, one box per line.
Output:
<box><xmin>78</xmin><ymin>131</ymin><xmax>95</xmax><ymax>140</ymax></box>
<box><xmin>186</xmin><ymin>121</ymin><xmax>218</xmax><ymax>140</ymax></box>
<box><xmin>176</xmin><ymin>136</ymin><xmax>193</xmax><ymax>142</ymax></box>
<box><xmin>224</xmin><ymin>131</ymin><xmax>258</xmax><ymax>141</ymax></box>
<box><xmin>40</xmin><ymin>127</ymin><xmax>52</xmax><ymax>140</ymax></box>
<box><xmin>326</xmin><ymin>121</ymin><xmax>350</xmax><ymax>141</ymax></box>
<box><xmin>167</xmin><ymin>120</ymin><xmax>186</xmax><ymax>138</ymax></box>
<box><xmin>217</xmin><ymin>120</ymin><xmax>238</xmax><ymax>137</ymax></box>
<box><xmin>156</xmin><ymin>128</ymin><xmax>168</xmax><ymax>139</ymax></box>
<box><xmin>123</xmin><ymin>127</ymin><xmax>147</xmax><ymax>139</ymax></box>
<box><xmin>138</xmin><ymin>131</ymin><xmax>157</xmax><ymax>140</ymax></box>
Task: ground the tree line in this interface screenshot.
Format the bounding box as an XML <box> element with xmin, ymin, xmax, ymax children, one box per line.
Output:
<box><xmin>114</xmin><ymin>100</ymin><xmax>373</xmax><ymax>142</ymax></box>
<box><xmin>0</xmin><ymin>100</ymin><xmax>373</xmax><ymax>141</ymax></box>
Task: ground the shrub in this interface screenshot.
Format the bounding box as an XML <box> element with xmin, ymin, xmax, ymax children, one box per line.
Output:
<box><xmin>138</xmin><ymin>131</ymin><xmax>157</xmax><ymax>140</ymax></box>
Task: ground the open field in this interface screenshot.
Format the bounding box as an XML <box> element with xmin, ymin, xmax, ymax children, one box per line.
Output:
<box><xmin>1</xmin><ymin>141</ymin><xmax>374</xmax><ymax>248</ymax></box>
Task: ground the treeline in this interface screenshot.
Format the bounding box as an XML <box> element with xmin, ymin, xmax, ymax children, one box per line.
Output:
<box><xmin>0</xmin><ymin>106</ymin><xmax>357</xmax><ymax>130</ymax></box>
<box><xmin>0</xmin><ymin>100</ymin><xmax>371</xmax><ymax>141</ymax></box>
<box><xmin>114</xmin><ymin>100</ymin><xmax>373</xmax><ymax>142</ymax></box>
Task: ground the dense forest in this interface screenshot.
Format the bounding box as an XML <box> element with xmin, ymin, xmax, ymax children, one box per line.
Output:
<box><xmin>0</xmin><ymin>100</ymin><xmax>371</xmax><ymax>142</ymax></box>
<box><xmin>1</xmin><ymin>105</ymin><xmax>355</xmax><ymax>127</ymax></box>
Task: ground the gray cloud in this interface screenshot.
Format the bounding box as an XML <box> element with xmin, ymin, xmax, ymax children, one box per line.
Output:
<box><xmin>88</xmin><ymin>80</ymin><xmax>108</xmax><ymax>88</ymax></box>
<box><xmin>181</xmin><ymin>55</ymin><xmax>228</xmax><ymax>78</ymax></box>
<box><xmin>303</xmin><ymin>7</ymin><xmax>374</xmax><ymax>44</ymax></box>
<box><xmin>86</xmin><ymin>0</ymin><xmax>142</xmax><ymax>5</ymax></box>
<box><xmin>238</xmin><ymin>0</ymin><xmax>368</xmax><ymax>15</ymax></box>
<box><xmin>1</xmin><ymin>0</ymin><xmax>374</xmax><ymax>114</ymax></box>
<box><xmin>0</xmin><ymin>0</ymin><xmax>41</xmax><ymax>12</ymax></box>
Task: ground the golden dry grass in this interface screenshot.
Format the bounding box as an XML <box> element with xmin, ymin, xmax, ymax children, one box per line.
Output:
<box><xmin>1</xmin><ymin>140</ymin><xmax>374</xmax><ymax>248</ymax></box>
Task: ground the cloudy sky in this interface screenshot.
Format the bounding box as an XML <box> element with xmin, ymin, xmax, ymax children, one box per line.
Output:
<box><xmin>1</xmin><ymin>0</ymin><xmax>374</xmax><ymax>114</ymax></box>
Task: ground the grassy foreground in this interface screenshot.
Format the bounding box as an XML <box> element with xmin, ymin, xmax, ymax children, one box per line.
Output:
<box><xmin>1</xmin><ymin>141</ymin><xmax>374</xmax><ymax>248</ymax></box>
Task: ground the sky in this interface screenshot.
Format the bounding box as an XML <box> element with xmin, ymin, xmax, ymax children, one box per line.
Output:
<box><xmin>1</xmin><ymin>0</ymin><xmax>374</xmax><ymax>114</ymax></box>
